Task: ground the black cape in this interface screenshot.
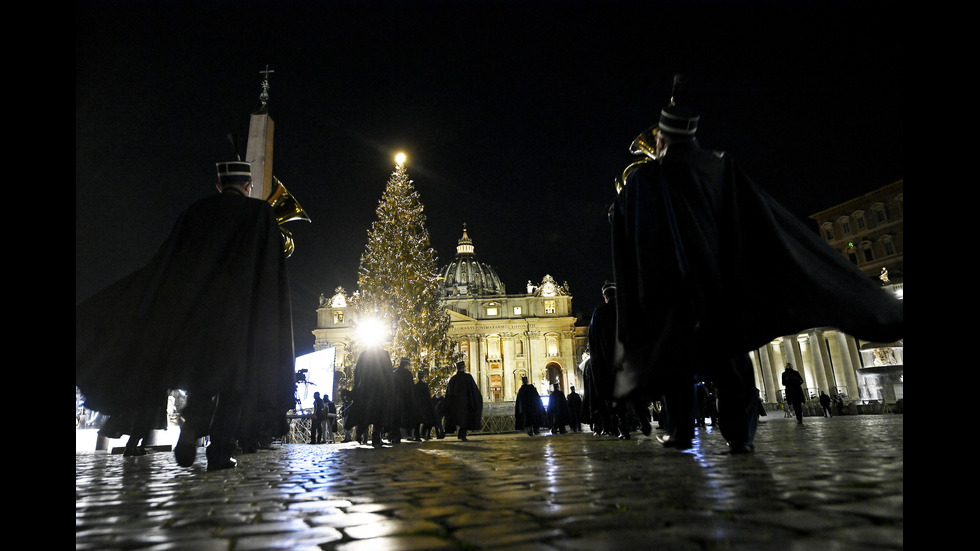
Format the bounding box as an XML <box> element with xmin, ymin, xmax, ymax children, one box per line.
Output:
<box><xmin>391</xmin><ymin>366</ymin><xmax>420</xmax><ymax>430</ymax></box>
<box><xmin>348</xmin><ymin>347</ymin><xmax>394</xmax><ymax>429</ymax></box>
<box><xmin>611</xmin><ymin>141</ymin><xmax>903</xmax><ymax>399</ymax></box>
<box><xmin>547</xmin><ymin>390</ymin><xmax>570</xmax><ymax>428</ymax></box>
<box><xmin>413</xmin><ymin>380</ymin><xmax>439</xmax><ymax>426</ymax></box>
<box><xmin>514</xmin><ymin>383</ymin><xmax>545</xmax><ymax>430</ymax></box>
<box><xmin>76</xmin><ymin>190</ymin><xmax>295</xmax><ymax>418</ymax></box>
<box><xmin>587</xmin><ymin>300</ymin><xmax>618</xmax><ymax>404</ymax></box>
<box><xmin>444</xmin><ymin>371</ymin><xmax>483</xmax><ymax>431</ymax></box>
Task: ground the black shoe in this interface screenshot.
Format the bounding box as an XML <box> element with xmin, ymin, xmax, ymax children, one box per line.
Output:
<box><xmin>207</xmin><ymin>456</ymin><xmax>237</xmax><ymax>471</ymax></box>
<box><xmin>174</xmin><ymin>429</ymin><xmax>198</xmax><ymax>467</ymax></box>
<box><xmin>657</xmin><ymin>434</ymin><xmax>693</xmax><ymax>450</ymax></box>
<box><xmin>728</xmin><ymin>442</ymin><xmax>754</xmax><ymax>454</ymax></box>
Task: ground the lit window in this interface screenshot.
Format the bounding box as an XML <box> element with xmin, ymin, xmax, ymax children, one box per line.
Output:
<box><xmin>513</xmin><ymin>306</ymin><xmax>522</xmax><ymax>315</ymax></box>
<box><xmin>487</xmin><ymin>335</ymin><xmax>501</xmax><ymax>359</ymax></box>
<box><xmin>333</xmin><ymin>312</ymin><xmax>344</xmax><ymax>324</ymax></box>
<box><xmin>545</xmin><ymin>300</ymin><xmax>556</xmax><ymax>314</ymax></box>
<box><xmin>487</xmin><ymin>306</ymin><xmax>498</xmax><ymax>316</ymax></box>
<box><xmin>546</xmin><ymin>334</ymin><xmax>559</xmax><ymax>357</ymax></box>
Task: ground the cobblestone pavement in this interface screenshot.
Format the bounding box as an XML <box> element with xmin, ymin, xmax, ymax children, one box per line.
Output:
<box><xmin>76</xmin><ymin>414</ymin><xmax>903</xmax><ymax>550</ymax></box>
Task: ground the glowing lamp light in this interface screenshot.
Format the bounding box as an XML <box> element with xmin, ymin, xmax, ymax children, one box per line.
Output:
<box><xmin>356</xmin><ymin>317</ymin><xmax>389</xmax><ymax>348</ymax></box>
<box><xmin>395</xmin><ymin>152</ymin><xmax>407</xmax><ymax>167</ymax></box>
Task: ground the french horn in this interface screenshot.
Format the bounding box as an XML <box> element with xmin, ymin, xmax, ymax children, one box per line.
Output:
<box><xmin>614</xmin><ymin>125</ymin><xmax>659</xmax><ymax>194</ymax></box>
<box><xmin>266</xmin><ymin>176</ymin><xmax>311</xmax><ymax>258</ymax></box>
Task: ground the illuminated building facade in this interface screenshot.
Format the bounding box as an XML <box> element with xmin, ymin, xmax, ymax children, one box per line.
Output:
<box><xmin>312</xmin><ymin>226</ymin><xmax>587</xmax><ymax>402</ymax></box>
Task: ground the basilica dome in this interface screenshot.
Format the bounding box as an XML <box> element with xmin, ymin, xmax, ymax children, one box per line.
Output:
<box><xmin>439</xmin><ymin>225</ymin><xmax>505</xmax><ymax>297</ymax></box>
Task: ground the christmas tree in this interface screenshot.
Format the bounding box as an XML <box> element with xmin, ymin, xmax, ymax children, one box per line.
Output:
<box><xmin>349</xmin><ymin>154</ymin><xmax>457</xmax><ymax>390</ymax></box>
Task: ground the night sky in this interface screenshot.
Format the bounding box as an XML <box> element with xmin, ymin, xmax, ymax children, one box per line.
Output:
<box><xmin>76</xmin><ymin>0</ymin><xmax>904</xmax><ymax>356</ymax></box>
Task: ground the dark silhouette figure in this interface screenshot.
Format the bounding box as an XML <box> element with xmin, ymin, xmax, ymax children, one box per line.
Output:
<box><xmin>323</xmin><ymin>394</ymin><xmax>337</xmax><ymax>441</ymax></box>
<box><xmin>586</xmin><ymin>282</ymin><xmax>621</xmax><ymax>437</ymax></box>
<box><xmin>782</xmin><ymin>364</ymin><xmax>806</xmax><ymax>425</ymax></box>
<box><xmin>349</xmin><ymin>346</ymin><xmax>394</xmax><ymax>448</ymax></box>
<box><xmin>339</xmin><ymin>389</ymin><xmax>354</xmax><ymax>442</ymax></box>
<box><xmin>696</xmin><ymin>381</ymin><xmax>719</xmax><ymax>428</ymax></box>
<box><xmin>819</xmin><ymin>391</ymin><xmax>832</xmax><ymax>418</ymax></box>
<box><xmin>514</xmin><ymin>376</ymin><xmax>545</xmax><ymax>436</ymax></box>
<box><xmin>610</xmin><ymin>75</ymin><xmax>903</xmax><ymax>453</ymax></box>
<box><xmin>413</xmin><ymin>368</ymin><xmax>441</xmax><ymax>440</ymax></box>
<box><xmin>310</xmin><ymin>392</ymin><xmax>325</xmax><ymax>444</ymax></box>
<box><xmin>547</xmin><ymin>383</ymin><xmax>570</xmax><ymax>434</ymax></box>
<box><xmin>432</xmin><ymin>392</ymin><xmax>447</xmax><ymax>439</ymax></box>
<box><xmin>76</xmin><ymin>158</ymin><xmax>295</xmax><ymax>471</ymax></box>
<box><xmin>444</xmin><ymin>362</ymin><xmax>483</xmax><ymax>441</ymax></box>
<box><xmin>566</xmin><ymin>385</ymin><xmax>584</xmax><ymax>432</ymax></box>
<box><xmin>390</xmin><ymin>358</ymin><xmax>419</xmax><ymax>443</ymax></box>
<box><xmin>589</xmin><ymin>281</ymin><xmax>651</xmax><ymax>439</ymax></box>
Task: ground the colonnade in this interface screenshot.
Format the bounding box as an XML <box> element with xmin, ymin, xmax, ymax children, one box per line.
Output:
<box><xmin>750</xmin><ymin>328</ymin><xmax>865</xmax><ymax>403</ymax></box>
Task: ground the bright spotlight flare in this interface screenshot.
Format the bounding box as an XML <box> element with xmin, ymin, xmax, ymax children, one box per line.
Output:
<box><xmin>395</xmin><ymin>152</ymin><xmax>407</xmax><ymax>167</ymax></box>
<box><xmin>356</xmin><ymin>318</ymin><xmax>389</xmax><ymax>349</ymax></box>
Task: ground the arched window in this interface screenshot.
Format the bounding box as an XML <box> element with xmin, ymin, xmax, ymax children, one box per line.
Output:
<box><xmin>487</xmin><ymin>335</ymin><xmax>501</xmax><ymax>360</ymax></box>
<box><xmin>546</xmin><ymin>333</ymin><xmax>559</xmax><ymax>357</ymax></box>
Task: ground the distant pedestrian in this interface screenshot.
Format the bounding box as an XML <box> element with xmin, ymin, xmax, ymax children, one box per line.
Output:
<box><xmin>547</xmin><ymin>383</ymin><xmax>570</xmax><ymax>434</ymax></box>
<box><xmin>390</xmin><ymin>357</ymin><xmax>418</xmax><ymax>443</ymax></box>
<box><xmin>413</xmin><ymin>368</ymin><xmax>440</xmax><ymax>440</ymax></box>
<box><xmin>323</xmin><ymin>393</ymin><xmax>337</xmax><ymax>441</ymax></box>
<box><xmin>782</xmin><ymin>363</ymin><xmax>806</xmax><ymax>425</ymax></box>
<box><xmin>819</xmin><ymin>391</ymin><xmax>832</xmax><ymax>418</ymax></box>
<box><xmin>834</xmin><ymin>394</ymin><xmax>845</xmax><ymax>416</ymax></box>
<box><xmin>444</xmin><ymin>362</ymin><xmax>482</xmax><ymax>441</ymax></box>
<box><xmin>310</xmin><ymin>392</ymin><xmax>325</xmax><ymax>444</ymax></box>
<box><xmin>566</xmin><ymin>385</ymin><xmax>584</xmax><ymax>432</ymax></box>
<box><xmin>515</xmin><ymin>376</ymin><xmax>545</xmax><ymax>436</ymax></box>
<box><xmin>339</xmin><ymin>389</ymin><xmax>354</xmax><ymax>443</ymax></box>
<box><xmin>432</xmin><ymin>391</ymin><xmax>447</xmax><ymax>439</ymax></box>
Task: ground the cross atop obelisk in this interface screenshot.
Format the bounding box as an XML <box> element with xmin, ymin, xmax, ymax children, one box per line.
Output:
<box><xmin>246</xmin><ymin>65</ymin><xmax>275</xmax><ymax>200</ymax></box>
<box><xmin>258</xmin><ymin>65</ymin><xmax>274</xmax><ymax>109</ymax></box>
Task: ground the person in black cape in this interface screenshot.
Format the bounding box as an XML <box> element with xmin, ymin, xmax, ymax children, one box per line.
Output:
<box><xmin>390</xmin><ymin>357</ymin><xmax>419</xmax><ymax>443</ymax></box>
<box><xmin>348</xmin><ymin>346</ymin><xmax>394</xmax><ymax>448</ymax></box>
<box><xmin>514</xmin><ymin>376</ymin><xmax>545</xmax><ymax>436</ymax></box>
<box><xmin>547</xmin><ymin>383</ymin><xmax>570</xmax><ymax>434</ymax></box>
<box><xmin>444</xmin><ymin>361</ymin><xmax>482</xmax><ymax>441</ymax></box>
<box><xmin>610</xmin><ymin>75</ymin><xmax>903</xmax><ymax>453</ymax></box>
<box><xmin>589</xmin><ymin>281</ymin><xmax>651</xmax><ymax>439</ymax></box>
<box><xmin>76</xmin><ymin>158</ymin><xmax>295</xmax><ymax>471</ymax></box>
<box><xmin>412</xmin><ymin>367</ymin><xmax>441</xmax><ymax>440</ymax></box>
<box><xmin>566</xmin><ymin>385</ymin><xmax>584</xmax><ymax>432</ymax></box>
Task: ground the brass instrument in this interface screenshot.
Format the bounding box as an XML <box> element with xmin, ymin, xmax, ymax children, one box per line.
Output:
<box><xmin>266</xmin><ymin>176</ymin><xmax>311</xmax><ymax>258</ymax></box>
<box><xmin>615</xmin><ymin>125</ymin><xmax>660</xmax><ymax>194</ymax></box>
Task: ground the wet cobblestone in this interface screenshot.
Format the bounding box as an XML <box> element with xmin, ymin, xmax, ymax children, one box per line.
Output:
<box><xmin>76</xmin><ymin>415</ymin><xmax>903</xmax><ymax>550</ymax></box>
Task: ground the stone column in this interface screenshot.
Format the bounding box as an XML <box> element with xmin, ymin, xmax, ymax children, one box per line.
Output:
<box><xmin>835</xmin><ymin>332</ymin><xmax>861</xmax><ymax>400</ymax></box>
<box><xmin>807</xmin><ymin>329</ymin><xmax>831</xmax><ymax>394</ymax></box>
<box><xmin>754</xmin><ymin>345</ymin><xmax>776</xmax><ymax>403</ymax></box>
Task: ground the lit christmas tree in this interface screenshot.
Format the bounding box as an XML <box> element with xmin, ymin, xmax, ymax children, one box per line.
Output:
<box><xmin>349</xmin><ymin>154</ymin><xmax>457</xmax><ymax>390</ymax></box>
